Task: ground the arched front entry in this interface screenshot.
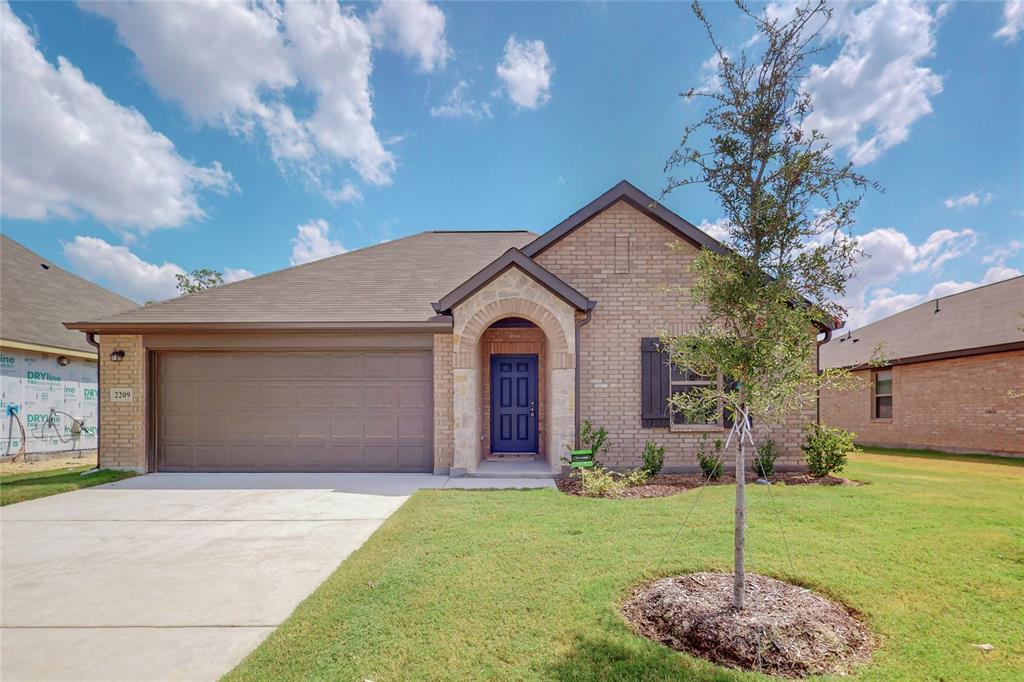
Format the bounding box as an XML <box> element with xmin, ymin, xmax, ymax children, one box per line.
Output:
<box><xmin>449</xmin><ymin>267</ymin><xmax>577</xmax><ymax>474</ymax></box>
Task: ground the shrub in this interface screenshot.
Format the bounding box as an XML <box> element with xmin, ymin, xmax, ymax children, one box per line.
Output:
<box><xmin>641</xmin><ymin>441</ymin><xmax>665</xmax><ymax>477</ymax></box>
<box><xmin>802</xmin><ymin>424</ymin><xmax>859</xmax><ymax>477</ymax></box>
<box><xmin>754</xmin><ymin>439</ymin><xmax>779</xmax><ymax>478</ymax></box>
<box><xmin>621</xmin><ymin>467</ymin><xmax>650</xmax><ymax>488</ymax></box>
<box><xmin>696</xmin><ymin>434</ymin><xmax>724</xmax><ymax>480</ymax></box>
<box><xmin>579</xmin><ymin>420</ymin><xmax>609</xmax><ymax>461</ymax></box>
<box><xmin>579</xmin><ymin>465</ymin><xmax>648</xmax><ymax>497</ymax></box>
<box><xmin>579</xmin><ymin>466</ymin><xmax>619</xmax><ymax>497</ymax></box>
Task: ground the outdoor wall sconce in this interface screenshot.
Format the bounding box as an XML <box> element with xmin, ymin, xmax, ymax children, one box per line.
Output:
<box><xmin>109</xmin><ymin>349</ymin><xmax>126</xmax><ymax>363</ymax></box>
<box><xmin>57</xmin><ymin>356</ymin><xmax>71</xmax><ymax>367</ymax></box>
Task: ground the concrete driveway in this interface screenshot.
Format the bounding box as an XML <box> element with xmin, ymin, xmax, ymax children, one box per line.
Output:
<box><xmin>1</xmin><ymin>472</ymin><xmax>553</xmax><ymax>681</ymax></box>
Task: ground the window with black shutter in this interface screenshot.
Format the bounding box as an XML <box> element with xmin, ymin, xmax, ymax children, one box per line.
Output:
<box><xmin>640</xmin><ymin>337</ymin><xmax>670</xmax><ymax>427</ymax></box>
<box><xmin>642</xmin><ymin>337</ymin><xmax>735</xmax><ymax>429</ymax></box>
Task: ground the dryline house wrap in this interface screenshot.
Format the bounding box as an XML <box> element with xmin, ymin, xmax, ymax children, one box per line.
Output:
<box><xmin>0</xmin><ymin>235</ymin><xmax>137</xmax><ymax>457</ymax></box>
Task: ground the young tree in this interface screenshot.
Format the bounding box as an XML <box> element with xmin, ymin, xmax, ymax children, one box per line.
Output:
<box><xmin>661</xmin><ymin>0</ymin><xmax>878</xmax><ymax>611</ymax></box>
<box><xmin>175</xmin><ymin>268</ymin><xmax>225</xmax><ymax>295</ymax></box>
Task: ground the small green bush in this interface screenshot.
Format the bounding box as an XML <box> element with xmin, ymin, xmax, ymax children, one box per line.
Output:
<box><xmin>802</xmin><ymin>424</ymin><xmax>859</xmax><ymax>477</ymax></box>
<box><xmin>696</xmin><ymin>434</ymin><xmax>724</xmax><ymax>480</ymax></box>
<box><xmin>641</xmin><ymin>441</ymin><xmax>665</xmax><ymax>477</ymax></box>
<box><xmin>579</xmin><ymin>420</ymin><xmax>609</xmax><ymax>461</ymax></box>
<box><xmin>579</xmin><ymin>465</ymin><xmax>648</xmax><ymax>497</ymax></box>
<box><xmin>579</xmin><ymin>466</ymin><xmax>619</xmax><ymax>497</ymax></box>
<box><xmin>754</xmin><ymin>439</ymin><xmax>779</xmax><ymax>478</ymax></box>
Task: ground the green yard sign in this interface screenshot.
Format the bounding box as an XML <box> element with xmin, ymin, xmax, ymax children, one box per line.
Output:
<box><xmin>569</xmin><ymin>449</ymin><xmax>594</xmax><ymax>469</ymax></box>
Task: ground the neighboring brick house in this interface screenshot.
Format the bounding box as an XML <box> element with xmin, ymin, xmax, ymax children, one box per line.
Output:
<box><xmin>67</xmin><ymin>181</ymin><xmax>830</xmax><ymax>475</ymax></box>
<box><xmin>820</xmin><ymin>276</ymin><xmax>1024</xmax><ymax>457</ymax></box>
<box><xmin>1</xmin><ymin>235</ymin><xmax>136</xmax><ymax>458</ymax></box>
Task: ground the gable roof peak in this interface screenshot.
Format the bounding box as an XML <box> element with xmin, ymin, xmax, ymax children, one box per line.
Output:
<box><xmin>521</xmin><ymin>179</ymin><xmax>728</xmax><ymax>258</ymax></box>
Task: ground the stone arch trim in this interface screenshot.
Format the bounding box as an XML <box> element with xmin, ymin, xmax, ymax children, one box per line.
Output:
<box><xmin>454</xmin><ymin>297</ymin><xmax>573</xmax><ymax>370</ymax></box>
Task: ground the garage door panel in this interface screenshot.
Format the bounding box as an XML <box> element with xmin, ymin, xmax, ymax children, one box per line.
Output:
<box><xmin>399</xmin><ymin>354</ymin><xmax>432</xmax><ymax>380</ymax></box>
<box><xmin>364</xmin><ymin>355</ymin><xmax>398</xmax><ymax>378</ymax></box>
<box><xmin>330</xmin><ymin>413</ymin><xmax>363</xmax><ymax>438</ymax></box>
<box><xmin>399</xmin><ymin>445</ymin><xmax>431</xmax><ymax>468</ymax></box>
<box><xmin>161</xmin><ymin>353</ymin><xmax>197</xmax><ymax>378</ymax></box>
<box><xmin>398</xmin><ymin>412</ymin><xmax>431</xmax><ymax>439</ymax></box>
<box><xmin>161</xmin><ymin>414</ymin><xmax>196</xmax><ymax>440</ymax></box>
<box><xmin>364</xmin><ymin>384</ymin><xmax>397</xmax><ymax>408</ymax></box>
<box><xmin>160</xmin><ymin>445</ymin><xmax>194</xmax><ymax>469</ymax></box>
<box><xmin>331</xmin><ymin>355</ymin><xmax>365</xmax><ymax>378</ymax></box>
<box><xmin>294</xmin><ymin>384</ymin><xmax>330</xmax><ymax>408</ymax></box>
<box><xmin>363</xmin><ymin>414</ymin><xmax>398</xmax><ymax>439</ymax></box>
<box><xmin>398</xmin><ymin>384</ymin><xmax>430</xmax><ymax>408</ymax></box>
<box><xmin>157</xmin><ymin>351</ymin><xmax>432</xmax><ymax>472</ymax></box>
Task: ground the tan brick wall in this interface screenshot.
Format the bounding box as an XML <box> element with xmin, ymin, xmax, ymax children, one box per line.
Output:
<box><xmin>432</xmin><ymin>333</ymin><xmax>454</xmax><ymax>471</ymax></box>
<box><xmin>821</xmin><ymin>350</ymin><xmax>1024</xmax><ymax>455</ymax></box>
<box><xmin>536</xmin><ymin>200</ymin><xmax>813</xmax><ymax>471</ymax></box>
<box><xmin>479</xmin><ymin>326</ymin><xmax>547</xmax><ymax>457</ymax></box>
<box><xmin>98</xmin><ymin>334</ymin><xmax>147</xmax><ymax>471</ymax></box>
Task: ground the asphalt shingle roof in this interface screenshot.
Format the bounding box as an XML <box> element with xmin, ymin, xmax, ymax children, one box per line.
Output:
<box><xmin>76</xmin><ymin>230</ymin><xmax>537</xmax><ymax>327</ymax></box>
<box><xmin>1</xmin><ymin>235</ymin><xmax>137</xmax><ymax>353</ymax></box>
<box><xmin>821</xmin><ymin>276</ymin><xmax>1024</xmax><ymax>369</ymax></box>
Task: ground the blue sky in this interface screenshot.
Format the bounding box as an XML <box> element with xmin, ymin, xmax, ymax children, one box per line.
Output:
<box><xmin>2</xmin><ymin>0</ymin><xmax>1022</xmax><ymax>328</ymax></box>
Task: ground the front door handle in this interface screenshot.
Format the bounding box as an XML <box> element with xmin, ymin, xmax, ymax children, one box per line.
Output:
<box><xmin>529</xmin><ymin>401</ymin><xmax>536</xmax><ymax>417</ymax></box>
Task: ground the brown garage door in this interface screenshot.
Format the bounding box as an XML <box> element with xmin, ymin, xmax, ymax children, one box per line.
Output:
<box><xmin>155</xmin><ymin>351</ymin><xmax>433</xmax><ymax>472</ymax></box>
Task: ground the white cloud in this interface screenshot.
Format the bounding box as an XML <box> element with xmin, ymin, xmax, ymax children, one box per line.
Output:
<box><xmin>63</xmin><ymin>236</ymin><xmax>184</xmax><ymax>302</ymax></box>
<box><xmin>83</xmin><ymin>0</ymin><xmax>395</xmax><ymax>194</ymax></box>
<box><xmin>290</xmin><ymin>218</ymin><xmax>346</xmax><ymax>265</ymax></box>
<box><xmin>802</xmin><ymin>1</ymin><xmax>944</xmax><ymax>165</ymax></box>
<box><xmin>697</xmin><ymin>217</ymin><xmax>733</xmax><ymax>242</ymax></box>
<box><xmin>996</xmin><ymin>0</ymin><xmax>1024</xmax><ymax>42</ymax></box>
<box><xmin>324</xmin><ymin>181</ymin><xmax>363</xmax><ymax>205</ymax></box>
<box><xmin>62</xmin><ymin>236</ymin><xmax>254</xmax><ymax>302</ymax></box>
<box><xmin>430</xmin><ymin>80</ymin><xmax>493</xmax><ymax>121</ymax></box>
<box><xmin>223</xmin><ymin>267</ymin><xmax>255</xmax><ymax>283</ymax></box>
<box><xmin>0</xmin><ymin>2</ymin><xmax>233</xmax><ymax>231</ymax></box>
<box><xmin>982</xmin><ymin>239</ymin><xmax>1023</xmax><ymax>264</ymax></box>
<box><xmin>926</xmin><ymin>266</ymin><xmax>1022</xmax><ymax>299</ymax></box>
<box><xmin>368</xmin><ymin>0</ymin><xmax>450</xmax><ymax>72</ymax></box>
<box><xmin>839</xmin><ymin>226</ymin><xmax>977</xmax><ymax>329</ymax></box>
<box><xmin>496</xmin><ymin>36</ymin><xmax>553</xmax><ymax>109</ymax></box>
<box><xmin>943</xmin><ymin>191</ymin><xmax>994</xmax><ymax>209</ymax></box>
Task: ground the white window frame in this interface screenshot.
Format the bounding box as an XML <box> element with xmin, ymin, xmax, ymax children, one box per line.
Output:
<box><xmin>872</xmin><ymin>369</ymin><xmax>893</xmax><ymax>421</ymax></box>
<box><xmin>669</xmin><ymin>368</ymin><xmax>725</xmax><ymax>431</ymax></box>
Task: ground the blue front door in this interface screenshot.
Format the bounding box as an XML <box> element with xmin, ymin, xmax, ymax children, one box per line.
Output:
<box><xmin>490</xmin><ymin>354</ymin><xmax>538</xmax><ymax>453</ymax></box>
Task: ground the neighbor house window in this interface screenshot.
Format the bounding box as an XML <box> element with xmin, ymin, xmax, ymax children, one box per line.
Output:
<box><xmin>670</xmin><ymin>366</ymin><xmax>720</xmax><ymax>426</ymax></box>
<box><xmin>873</xmin><ymin>369</ymin><xmax>893</xmax><ymax>419</ymax></box>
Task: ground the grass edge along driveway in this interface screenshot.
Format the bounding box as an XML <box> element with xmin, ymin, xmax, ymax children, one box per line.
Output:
<box><xmin>0</xmin><ymin>466</ymin><xmax>136</xmax><ymax>506</ymax></box>
<box><xmin>226</xmin><ymin>450</ymin><xmax>1024</xmax><ymax>681</ymax></box>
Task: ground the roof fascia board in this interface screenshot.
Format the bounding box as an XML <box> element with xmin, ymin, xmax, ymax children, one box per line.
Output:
<box><xmin>0</xmin><ymin>339</ymin><xmax>97</xmax><ymax>360</ymax></box>
<box><xmin>433</xmin><ymin>248</ymin><xmax>595</xmax><ymax>313</ymax></box>
<box><xmin>63</xmin><ymin>320</ymin><xmax>454</xmax><ymax>334</ymax></box>
<box><xmin>833</xmin><ymin>340</ymin><xmax>1024</xmax><ymax>371</ymax></box>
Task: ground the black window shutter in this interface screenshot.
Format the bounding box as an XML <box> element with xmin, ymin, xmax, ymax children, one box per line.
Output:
<box><xmin>641</xmin><ymin>337</ymin><xmax>670</xmax><ymax>428</ymax></box>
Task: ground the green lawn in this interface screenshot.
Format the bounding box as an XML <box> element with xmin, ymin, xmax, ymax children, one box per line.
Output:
<box><xmin>227</xmin><ymin>452</ymin><xmax>1024</xmax><ymax>681</ymax></box>
<box><xmin>0</xmin><ymin>466</ymin><xmax>136</xmax><ymax>506</ymax></box>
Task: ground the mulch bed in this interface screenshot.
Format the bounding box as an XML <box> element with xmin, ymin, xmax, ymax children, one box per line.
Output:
<box><xmin>556</xmin><ymin>472</ymin><xmax>857</xmax><ymax>499</ymax></box>
<box><xmin>621</xmin><ymin>572</ymin><xmax>874</xmax><ymax>678</ymax></box>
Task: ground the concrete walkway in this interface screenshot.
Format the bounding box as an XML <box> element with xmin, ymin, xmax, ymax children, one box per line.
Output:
<box><xmin>0</xmin><ymin>472</ymin><xmax>553</xmax><ymax>681</ymax></box>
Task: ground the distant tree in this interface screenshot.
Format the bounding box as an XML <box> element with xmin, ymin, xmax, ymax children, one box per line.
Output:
<box><xmin>175</xmin><ymin>268</ymin><xmax>224</xmax><ymax>295</ymax></box>
<box><xmin>661</xmin><ymin>0</ymin><xmax>879</xmax><ymax>611</ymax></box>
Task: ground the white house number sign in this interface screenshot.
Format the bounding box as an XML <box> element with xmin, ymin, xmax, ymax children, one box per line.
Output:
<box><xmin>110</xmin><ymin>388</ymin><xmax>134</xmax><ymax>403</ymax></box>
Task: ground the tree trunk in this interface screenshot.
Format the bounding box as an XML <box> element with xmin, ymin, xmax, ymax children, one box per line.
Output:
<box><xmin>733</xmin><ymin>420</ymin><xmax>746</xmax><ymax>612</ymax></box>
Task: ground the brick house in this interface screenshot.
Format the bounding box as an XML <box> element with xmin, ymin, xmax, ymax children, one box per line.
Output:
<box><xmin>820</xmin><ymin>276</ymin><xmax>1024</xmax><ymax>457</ymax></box>
<box><xmin>67</xmin><ymin>181</ymin><xmax>829</xmax><ymax>475</ymax></box>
